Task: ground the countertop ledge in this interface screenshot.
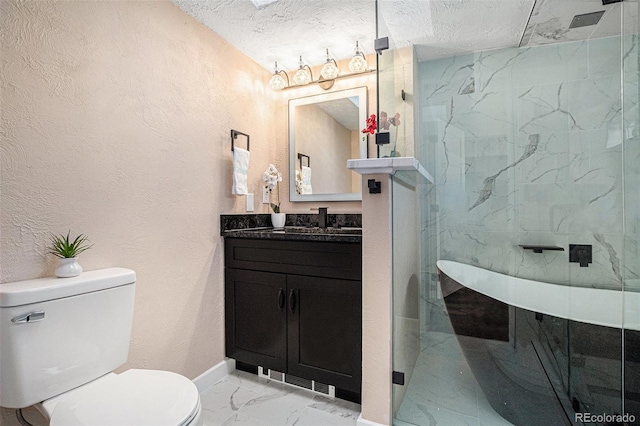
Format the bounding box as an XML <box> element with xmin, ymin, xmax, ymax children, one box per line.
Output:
<box><xmin>222</xmin><ymin>227</ymin><xmax>362</xmax><ymax>243</ymax></box>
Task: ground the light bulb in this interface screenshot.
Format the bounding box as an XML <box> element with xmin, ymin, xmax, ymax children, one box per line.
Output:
<box><xmin>269</xmin><ymin>73</ymin><xmax>287</xmax><ymax>90</ymax></box>
<box><xmin>349</xmin><ymin>41</ymin><xmax>367</xmax><ymax>73</ymax></box>
<box><xmin>293</xmin><ymin>68</ymin><xmax>311</xmax><ymax>85</ymax></box>
<box><xmin>320</xmin><ymin>62</ymin><xmax>339</xmax><ymax>80</ymax></box>
<box><xmin>293</xmin><ymin>56</ymin><xmax>312</xmax><ymax>85</ymax></box>
<box><xmin>349</xmin><ymin>55</ymin><xmax>367</xmax><ymax>73</ymax></box>
<box><xmin>268</xmin><ymin>61</ymin><xmax>288</xmax><ymax>90</ymax></box>
<box><xmin>320</xmin><ymin>49</ymin><xmax>339</xmax><ymax>80</ymax></box>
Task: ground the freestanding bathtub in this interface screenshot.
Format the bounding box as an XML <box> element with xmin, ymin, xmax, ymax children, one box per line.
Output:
<box><xmin>436</xmin><ymin>260</ymin><xmax>640</xmax><ymax>426</ymax></box>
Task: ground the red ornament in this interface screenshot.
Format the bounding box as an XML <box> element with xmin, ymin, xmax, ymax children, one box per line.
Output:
<box><xmin>362</xmin><ymin>114</ymin><xmax>377</xmax><ymax>135</ymax></box>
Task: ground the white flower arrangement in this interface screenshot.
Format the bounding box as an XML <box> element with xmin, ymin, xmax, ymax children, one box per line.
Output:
<box><xmin>295</xmin><ymin>170</ymin><xmax>303</xmax><ymax>195</ymax></box>
<box><xmin>262</xmin><ymin>164</ymin><xmax>282</xmax><ymax>213</ymax></box>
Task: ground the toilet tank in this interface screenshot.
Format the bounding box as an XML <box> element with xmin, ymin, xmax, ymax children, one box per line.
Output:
<box><xmin>0</xmin><ymin>268</ymin><xmax>136</xmax><ymax>408</ymax></box>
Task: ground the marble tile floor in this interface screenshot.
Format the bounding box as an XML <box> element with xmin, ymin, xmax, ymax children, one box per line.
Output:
<box><xmin>200</xmin><ymin>370</ymin><xmax>361</xmax><ymax>426</ymax></box>
<box><xmin>395</xmin><ymin>331</ymin><xmax>514</xmax><ymax>426</ymax></box>
<box><xmin>1</xmin><ymin>369</ymin><xmax>360</xmax><ymax>426</ymax></box>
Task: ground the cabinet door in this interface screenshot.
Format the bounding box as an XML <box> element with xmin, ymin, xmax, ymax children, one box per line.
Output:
<box><xmin>225</xmin><ymin>268</ymin><xmax>287</xmax><ymax>372</ymax></box>
<box><xmin>287</xmin><ymin>275</ymin><xmax>362</xmax><ymax>393</ymax></box>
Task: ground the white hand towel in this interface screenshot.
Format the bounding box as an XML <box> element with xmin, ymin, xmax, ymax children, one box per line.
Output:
<box><xmin>301</xmin><ymin>165</ymin><xmax>312</xmax><ymax>195</ymax></box>
<box><xmin>232</xmin><ymin>147</ymin><xmax>250</xmax><ymax>195</ymax></box>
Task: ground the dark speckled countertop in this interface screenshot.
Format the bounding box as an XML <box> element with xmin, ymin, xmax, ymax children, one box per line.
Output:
<box><xmin>220</xmin><ymin>214</ymin><xmax>362</xmax><ymax>243</ymax></box>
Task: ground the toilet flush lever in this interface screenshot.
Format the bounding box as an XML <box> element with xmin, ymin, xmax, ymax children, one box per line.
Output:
<box><xmin>11</xmin><ymin>311</ymin><xmax>45</xmax><ymax>324</ymax></box>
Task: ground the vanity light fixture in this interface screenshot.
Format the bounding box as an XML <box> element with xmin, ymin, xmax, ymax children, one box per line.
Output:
<box><xmin>268</xmin><ymin>44</ymin><xmax>374</xmax><ymax>91</ymax></box>
<box><xmin>268</xmin><ymin>61</ymin><xmax>289</xmax><ymax>90</ymax></box>
<box><xmin>348</xmin><ymin>41</ymin><xmax>367</xmax><ymax>73</ymax></box>
<box><xmin>293</xmin><ymin>56</ymin><xmax>313</xmax><ymax>86</ymax></box>
<box><xmin>320</xmin><ymin>49</ymin><xmax>339</xmax><ymax>80</ymax></box>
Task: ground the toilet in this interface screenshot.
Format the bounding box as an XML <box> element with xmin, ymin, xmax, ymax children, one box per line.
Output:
<box><xmin>0</xmin><ymin>268</ymin><xmax>202</xmax><ymax>425</ymax></box>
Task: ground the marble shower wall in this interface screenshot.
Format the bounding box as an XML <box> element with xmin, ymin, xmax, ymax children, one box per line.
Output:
<box><xmin>624</xmin><ymin>30</ymin><xmax>640</xmax><ymax>292</ymax></box>
<box><xmin>419</xmin><ymin>34</ymin><xmax>639</xmax><ymax>290</ymax></box>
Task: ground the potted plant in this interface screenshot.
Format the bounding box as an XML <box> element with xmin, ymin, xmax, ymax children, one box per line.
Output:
<box><xmin>48</xmin><ymin>231</ymin><xmax>93</xmax><ymax>278</ymax></box>
<box><xmin>263</xmin><ymin>164</ymin><xmax>285</xmax><ymax>229</ymax></box>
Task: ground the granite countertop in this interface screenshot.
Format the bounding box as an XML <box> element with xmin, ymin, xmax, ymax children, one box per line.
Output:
<box><xmin>220</xmin><ymin>214</ymin><xmax>362</xmax><ymax>243</ymax></box>
<box><xmin>222</xmin><ymin>226</ymin><xmax>362</xmax><ymax>243</ymax></box>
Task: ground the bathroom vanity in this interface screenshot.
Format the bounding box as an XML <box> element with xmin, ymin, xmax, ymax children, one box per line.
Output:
<box><xmin>221</xmin><ymin>216</ymin><xmax>362</xmax><ymax>402</ymax></box>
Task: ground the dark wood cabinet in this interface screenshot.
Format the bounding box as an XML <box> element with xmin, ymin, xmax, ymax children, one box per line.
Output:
<box><xmin>224</xmin><ymin>237</ymin><xmax>362</xmax><ymax>398</ymax></box>
<box><xmin>224</xmin><ymin>268</ymin><xmax>287</xmax><ymax>372</ymax></box>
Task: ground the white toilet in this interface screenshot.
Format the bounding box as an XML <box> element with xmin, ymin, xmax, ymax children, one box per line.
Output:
<box><xmin>0</xmin><ymin>268</ymin><xmax>202</xmax><ymax>425</ymax></box>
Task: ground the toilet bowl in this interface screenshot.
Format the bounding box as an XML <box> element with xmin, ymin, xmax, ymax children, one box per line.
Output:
<box><xmin>0</xmin><ymin>268</ymin><xmax>202</xmax><ymax>425</ymax></box>
<box><xmin>36</xmin><ymin>370</ymin><xmax>202</xmax><ymax>426</ymax></box>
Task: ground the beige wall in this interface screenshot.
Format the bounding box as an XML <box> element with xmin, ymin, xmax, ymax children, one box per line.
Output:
<box><xmin>360</xmin><ymin>174</ymin><xmax>393</xmax><ymax>425</ymax></box>
<box><xmin>0</xmin><ymin>1</ymin><xmax>279</xmax><ymax>422</ymax></box>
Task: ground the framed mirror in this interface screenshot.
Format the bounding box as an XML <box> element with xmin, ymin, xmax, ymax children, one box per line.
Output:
<box><xmin>289</xmin><ymin>87</ymin><xmax>367</xmax><ymax>202</ymax></box>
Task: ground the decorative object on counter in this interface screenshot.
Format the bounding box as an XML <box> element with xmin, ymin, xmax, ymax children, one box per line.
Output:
<box><xmin>48</xmin><ymin>231</ymin><xmax>93</xmax><ymax>278</ymax></box>
<box><xmin>263</xmin><ymin>164</ymin><xmax>285</xmax><ymax>229</ymax></box>
<box><xmin>295</xmin><ymin>170</ymin><xmax>304</xmax><ymax>195</ymax></box>
<box><xmin>271</xmin><ymin>213</ymin><xmax>286</xmax><ymax>229</ymax></box>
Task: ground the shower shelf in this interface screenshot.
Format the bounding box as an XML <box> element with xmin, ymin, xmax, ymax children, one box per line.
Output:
<box><xmin>519</xmin><ymin>245</ymin><xmax>565</xmax><ymax>254</ymax></box>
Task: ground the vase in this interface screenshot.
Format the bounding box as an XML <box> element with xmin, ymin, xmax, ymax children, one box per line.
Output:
<box><xmin>271</xmin><ymin>213</ymin><xmax>286</xmax><ymax>230</ymax></box>
<box><xmin>55</xmin><ymin>257</ymin><xmax>83</xmax><ymax>278</ymax></box>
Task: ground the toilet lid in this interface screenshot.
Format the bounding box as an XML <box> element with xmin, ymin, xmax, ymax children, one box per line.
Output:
<box><xmin>49</xmin><ymin>369</ymin><xmax>200</xmax><ymax>426</ymax></box>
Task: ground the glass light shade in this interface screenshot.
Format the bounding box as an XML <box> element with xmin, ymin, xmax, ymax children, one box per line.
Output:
<box><xmin>293</xmin><ymin>68</ymin><xmax>312</xmax><ymax>85</ymax></box>
<box><xmin>269</xmin><ymin>73</ymin><xmax>287</xmax><ymax>90</ymax></box>
<box><xmin>320</xmin><ymin>61</ymin><xmax>339</xmax><ymax>80</ymax></box>
<box><xmin>349</xmin><ymin>54</ymin><xmax>367</xmax><ymax>73</ymax></box>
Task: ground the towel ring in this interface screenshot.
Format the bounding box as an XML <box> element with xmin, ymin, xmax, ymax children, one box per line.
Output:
<box><xmin>298</xmin><ymin>153</ymin><xmax>310</xmax><ymax>168</ymax></box>
<box><xmin>231</xmin><ymin>130</ymin><xmax>250</xmax><ymax>152</ymax></box>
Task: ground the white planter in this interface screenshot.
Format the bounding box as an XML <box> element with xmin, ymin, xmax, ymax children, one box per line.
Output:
<box><xmin>271</xmin><ymin>213</ymin><xmax>286</xmax><ymax>230</ymax></box>
<box><xmin>55</xmin><ymin>257</ymin><xmax>83</xmax><ymax>278</ymax></box>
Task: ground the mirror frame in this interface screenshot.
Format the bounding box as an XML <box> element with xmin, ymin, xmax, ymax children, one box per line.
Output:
<box><xmin>289</xmin><ymin>86</ymin><xmax>368</xmax><ymax>202</ymax></box>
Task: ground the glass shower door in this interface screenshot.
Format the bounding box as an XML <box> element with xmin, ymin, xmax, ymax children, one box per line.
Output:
<box><xmin>623</xmin><ymin>0</ymin><xmax>640</xmax><ymax>421</ymax></box>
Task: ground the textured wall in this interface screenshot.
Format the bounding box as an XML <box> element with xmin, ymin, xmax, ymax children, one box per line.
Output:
<box><xmin>0</xmin><ymin>2</ymin><xmax>276</xmax><ymax>422</ymax></box>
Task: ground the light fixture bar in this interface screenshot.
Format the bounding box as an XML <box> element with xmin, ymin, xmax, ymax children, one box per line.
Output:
<box><xmin>279</xmin><ymin>68</ymin><xmax>376</xmax><ymax>91</ymax></box>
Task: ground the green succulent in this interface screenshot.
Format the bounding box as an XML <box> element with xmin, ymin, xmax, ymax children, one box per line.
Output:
<box><xmin>48</xmin><ymin>231</ymin><xmax>93</xmax><ymax>259</ymax></box>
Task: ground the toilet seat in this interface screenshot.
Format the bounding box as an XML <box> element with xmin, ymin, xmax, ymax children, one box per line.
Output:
<box><xmin>39</xmin><ymin>369</ymin><xmax>201</xmax><ymax>426</ymax></box>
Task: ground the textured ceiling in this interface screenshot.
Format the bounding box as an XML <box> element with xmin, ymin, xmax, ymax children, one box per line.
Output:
<box><xmin>521</xmin><ymin>0</ymin><xmax>637</xmax><ymax>46</ymax></box>
<box><xmin>172</xmin><ymin>0</ymin><xmax>636</xmax><ymax>72</ymax></box>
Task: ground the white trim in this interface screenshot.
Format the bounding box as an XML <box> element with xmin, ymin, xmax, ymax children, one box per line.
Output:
<box><xmin>192</xmin><ymin>358</ymin><xmax>236</xmax><ymax>392</ymax></box>
<box><xmin>357</xmin><ymin>413</ymin><xmax>386</xmax><ymax>426</ymax></box>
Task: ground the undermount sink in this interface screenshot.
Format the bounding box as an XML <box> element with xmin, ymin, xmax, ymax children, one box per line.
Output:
<box><xmin>280</xmin><ymin>226</ymin><xmax>362</xmax><ymax>235</ymax></box>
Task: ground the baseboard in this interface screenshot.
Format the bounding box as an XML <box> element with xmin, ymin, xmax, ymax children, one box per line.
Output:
<box><xmin>357</xmin><ymin>413</ymin><xmax>387</xmax><ymax>426</ymax></box>
<box><xmin>192</xmin><ymin>358</ymin><xmax>236</xmax><ymax>392</ymax></box>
